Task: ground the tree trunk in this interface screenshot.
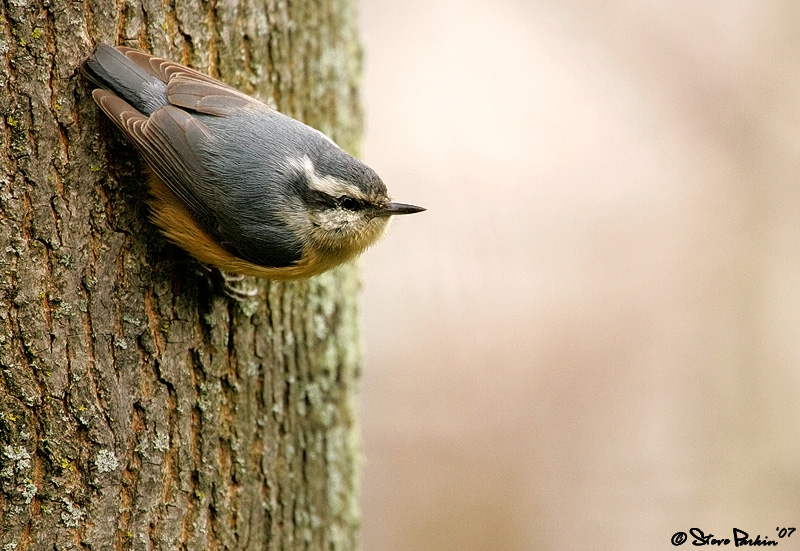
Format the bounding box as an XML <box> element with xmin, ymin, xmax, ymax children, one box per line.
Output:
<box><xmin>0</xmin><ymin>1</ymin><xmax>366</xmax><ymax>549</ymax></box>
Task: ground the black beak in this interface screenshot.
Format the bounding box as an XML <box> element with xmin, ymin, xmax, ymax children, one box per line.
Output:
<box><xmin>376</xmin><ymin>202</ymin><xmax>426</xmax><ymax>217</ymax></box>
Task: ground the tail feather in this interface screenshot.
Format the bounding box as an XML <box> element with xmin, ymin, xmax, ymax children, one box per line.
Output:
<box><xmin>81</xmin><ymin>44</ymin><xmax>168</xmax><ymax>115</ymax></box>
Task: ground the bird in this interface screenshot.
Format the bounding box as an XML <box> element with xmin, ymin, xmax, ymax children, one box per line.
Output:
<box><xmin>80</xmin><ymin>44</ymin><xmax>424</xmax><ymax>280</ymax></box>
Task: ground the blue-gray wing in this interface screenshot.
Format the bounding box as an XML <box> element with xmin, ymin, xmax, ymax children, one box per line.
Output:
<box><xmin>91</xmin><ymin>70</ymin><xmax>303</xmax><ymax>267</ymax></box>
<box><xmin>92</xmin><ymin>91</ymin><xmax>223</xmax><ymax>231</ymax></box>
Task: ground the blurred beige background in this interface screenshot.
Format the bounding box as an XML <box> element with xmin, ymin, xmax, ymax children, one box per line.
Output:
<box><xmin>356</xmin><ymin>1</ymin><xmax>800</xmax><ymax>550</ymax></box>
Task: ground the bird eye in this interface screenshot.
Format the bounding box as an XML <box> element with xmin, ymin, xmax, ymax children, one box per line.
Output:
<box><xmin>338</xmin><ymin>196</ymin><xmax>359</xmax><ymax>210</ymax></box>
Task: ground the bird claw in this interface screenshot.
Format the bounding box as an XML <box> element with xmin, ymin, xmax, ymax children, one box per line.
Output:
<box><xmin>197</xmin><ymin>264</ymin><xmax>259</xmax><ymax>302</ymax></box>
<box><xmin>221</xmin><ymin>271</ymin><xmax>259</xmax><ymax>301</ymax></box>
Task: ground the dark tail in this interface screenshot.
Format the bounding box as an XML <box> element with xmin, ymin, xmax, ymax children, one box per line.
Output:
<box><xmin>80</xmin><ymin>44</ymin><xmax>168</xmax><ymax>115</ymax></box>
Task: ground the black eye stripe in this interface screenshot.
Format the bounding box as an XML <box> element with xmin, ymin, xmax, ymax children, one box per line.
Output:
<box><xmin>303</xmin><ymin>190</ymin><xmax>339</xmax><ymax>208</ymax></box>
<box><xmin>302</xmin><ymin>189</ymin><xmax>368</xmax><ymax>211</ymax></box>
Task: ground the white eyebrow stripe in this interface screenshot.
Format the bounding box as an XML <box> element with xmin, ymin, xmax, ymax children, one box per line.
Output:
<box><xmin>288</xmin><ymin>155</ymin><xmax>370</xmax><ymax>201</ymax></box>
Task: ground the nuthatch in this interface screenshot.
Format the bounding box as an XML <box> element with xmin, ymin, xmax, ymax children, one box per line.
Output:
<box><xmin>80</xmin><ymin>44</ymin><xmax>424</xmax><ymax>279</ymax></box>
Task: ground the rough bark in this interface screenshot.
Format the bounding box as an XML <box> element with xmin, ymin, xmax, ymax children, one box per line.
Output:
<box><xmin>0</xmin><ymin>1</ymin><xmax>366</xmax><ymax>549</ymax></box>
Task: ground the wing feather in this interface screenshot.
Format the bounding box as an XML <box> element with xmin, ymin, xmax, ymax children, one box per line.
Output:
<box><xmin>115</xmin><ymin>46</ymin><xmax>256</xmax><ymax>116</ymax></box>
<box><xmin>93</xmin><ymin>89</ymin><xmax>219</xmax><ymax>231</ymax></box>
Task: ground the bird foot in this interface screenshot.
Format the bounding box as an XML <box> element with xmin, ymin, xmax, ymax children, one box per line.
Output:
<box><xmin>220</xmin><ymin>271</ymin><xmax>259</xmax><ymax>301</ymax></box>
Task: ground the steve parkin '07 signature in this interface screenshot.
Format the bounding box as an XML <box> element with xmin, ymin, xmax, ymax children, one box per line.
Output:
<box><xmin>671</xmin><ymin>527</ymin><xmax>796</xmax><ymax>547</ymax></box>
